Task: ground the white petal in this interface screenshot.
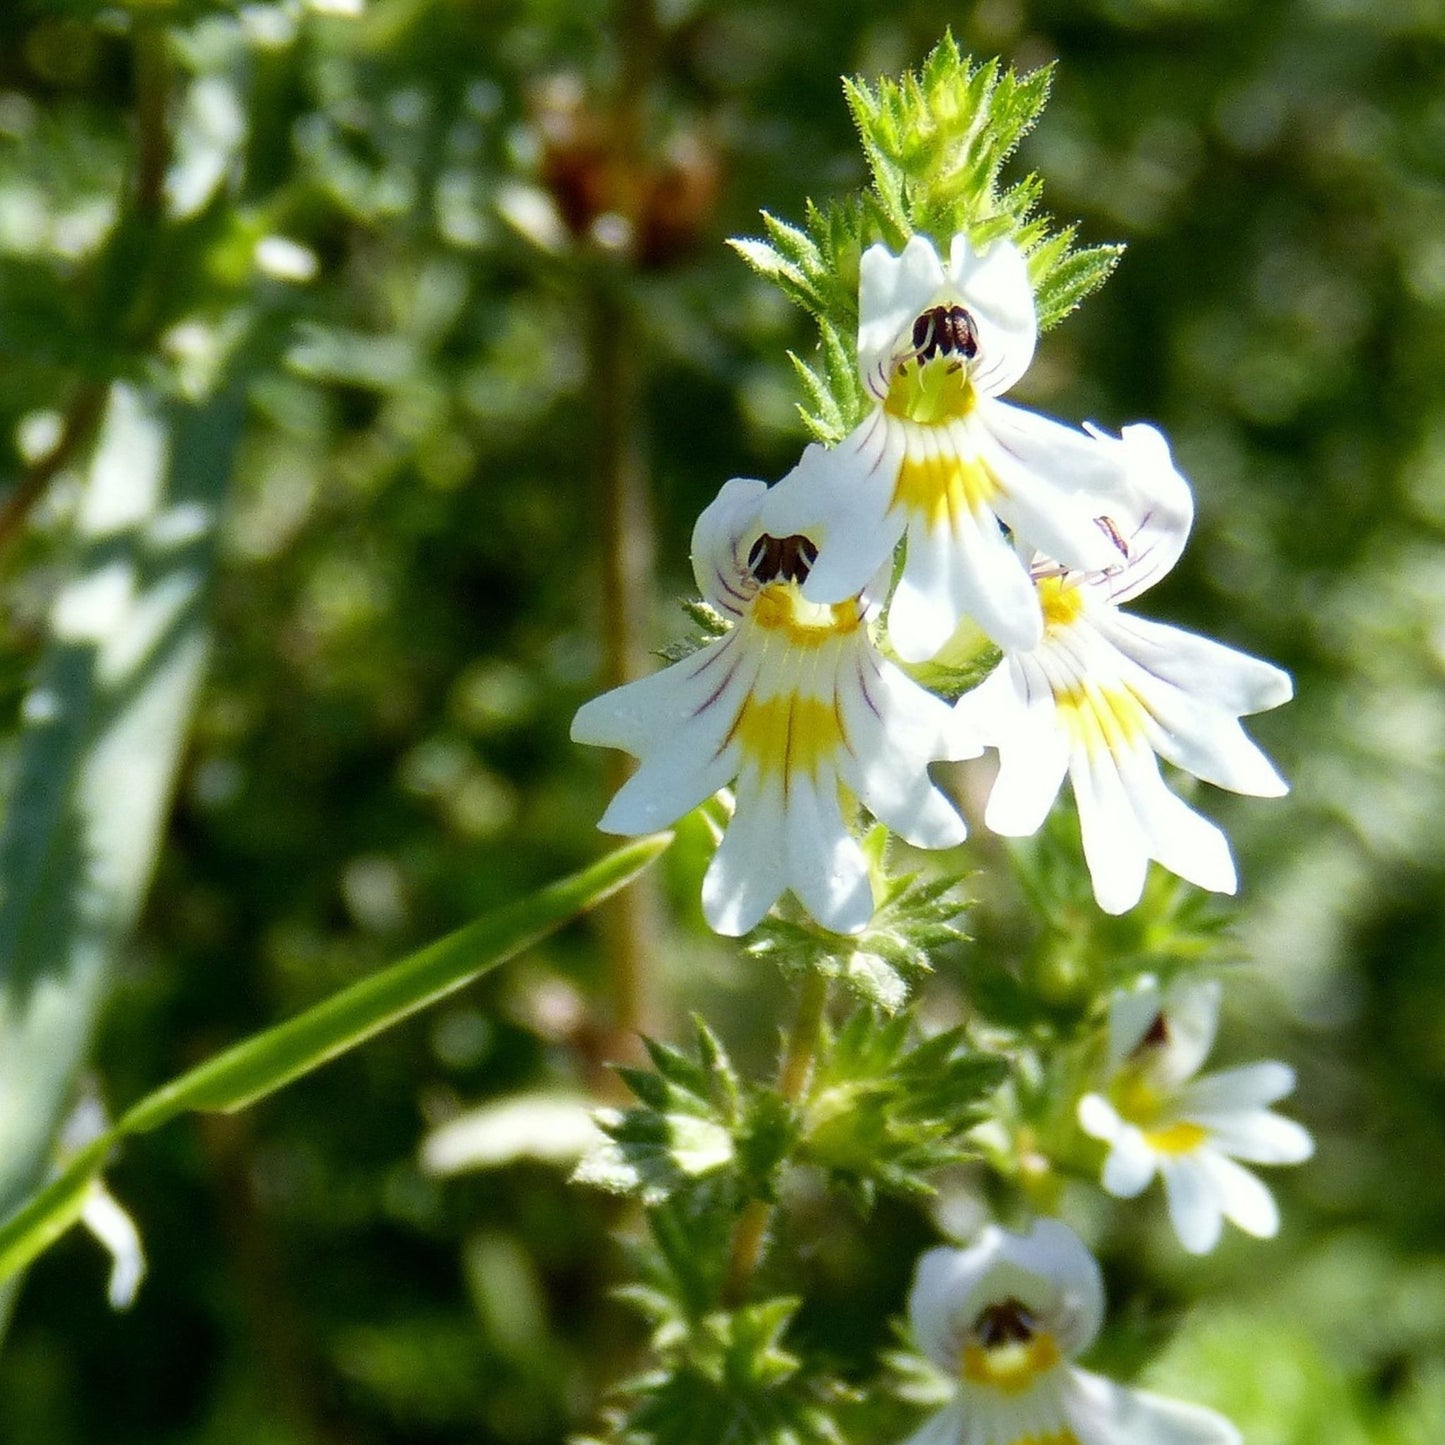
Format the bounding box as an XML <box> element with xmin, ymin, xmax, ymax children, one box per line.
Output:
<box><xmin>857</xmin><ymin>235</ymin><xmax>949</xmax><ymax>390</ymax></box>
<box><xmin>701</xmin><ymin>772</ymin><xmax>787</xmax><ymax>936</ymax></box>
<box><xmin>1096</xmin><ymin>615</ymin><xmax>1290</xmax><ymax>797</ymax></box>
<box><xmin>1084</xmin><ymin>423</ymin><xmax>1195</xmax><ymax>605</ymax></box>
<box><xmin>979</xmin><ymin>402</ymin><xmax>1132</xmax><ymax>572</ymax></box>
<box><xmin>1159</xmin><ymin>1155</ymin><xmax>1225</xmax><ymax>1254</ymax></box>
<box><xmin>1153</xmin><ymin>978</ymin><xmax>1222</xmax><ymax>1085</ymax></box>
<box><xmin>945</xmin><ymin>234</ymin><xmax>1037</xmax><ymax>397</ymax></box>
<box><xmin>762</xmin><ymin>423</ymin><xmax>905</xmax><ymax>605</ymax></box>
<box><xmin>598</xmin><ymin>736</ymin><xmax>739</xmax><ymax>834</ymax></box>
<box><xmin>81</xmin><ymin>1181</ymin><xmax>146</xmax><ymax>1311</ymax></box>
<box><xmin>690</xmin><ymin>476</ymin><xmax>767</xmax><ymax>616</ymax></box>
<box><xmin>782</xmin><ymin>768</ymin><xmax>874</xmax><ymax>934</ymax></box>
<box><xmin>1077</xmin><ymin>1092</ymin><xmax>1123</xmax><ymax>1144</ymax></box>
<box><xmin>973</xmin><ymin>665</ymin><xmax>1070</xmax><ymax>838</ymax></box>
<box><xmin>1064</xmin><ymin>1369</ymin><xmax>1241</xmax><ymax>1445</ymax></box>
<box><xmin>1116</xmin><ymin>751</ymin><xmax>1238</xmax><ymax>898</ymax></box>
<box><xmin>889</xmin><ymin>509</ymin><xmax>972</xmax><ymax>663</ymax></box>
<box><xmin>1176</xmin><ymin>1061</ymin><xmax>1296</xmax><ymax>1114</ymax></box>
<box><xmin>1203</xmin><ymin>1110</ymin><xmax>1314</xmax><ymax>1166</ymax></box>
<box><xmin>944</xmin><ymin>496</ymin><xmax>1045</xmax><ymax>656</ymax></box>
<box><xmin>1070</xmin><ymin>749</ymin><xmax>1150</xmax><ymax>915</ymax></box>
<box><xmin>1105</xmin><ymin>977</ymin><xmax>1165</xmax><ymax>1070</ymax></box>
<box><xmin>1198</xmin><ymin>1152</ymin><xmax>1280</xmax><ymax>1238</ymax></box>
<box><xmin>1104</xmin><ymin>612</ymin><xmax>1293</xmax><ymax>718</ymax></box>
<box><xmin>1102</xmin><ymin>1132</ymin><xmax>1159</xmax><ymax>1199</ymax></box>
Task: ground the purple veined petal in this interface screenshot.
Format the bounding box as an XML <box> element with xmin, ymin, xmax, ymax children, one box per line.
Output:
<box><xmin>969</xmin><ymin>658</ymin><xmax>1071</xmax><ymax>838</ymax></box>
<box><xmin>857</xmin><ymin>235</ymin><xmax>949</xmax><ymax>389</ymax></box>
<box><xmin>1158</xmin><ymin>1154</ymin><xmax>1226</xmax><ymax>1254</ymax></box>
<box><xmin>760</xmin><ymin>422</ymin><xmax>906</xmax><ymax>606</ymax></box>
<box><xmin>700</xmin><ymin>768</ymin><xmax>788</xmax><ymax>936</ymax></box>
<box><xmin>1196</xmin><ymin>1151</ymin><xmax>1280</xmax><ymax>1238</ymax></box>
<box><xmin>690</xmin><ymin>477</ymin><xmax>768</xmax><ymax>617</ymax></box>
<box><xmin>1082</xmin><ymin>422</ymin><xmax>1195</xmax><ymax>606</ymax></box>
<box><xmin>598</xmin><ymin>736</ymin><xmax>740</xmax><ymax>835</ymax></box>
<box><xmin>1114</xmin><ymin>746</ymin><xmax>1239</xmax><ymax>898</ymax></box>
<box><xmin>572</xmin><ymin>632</ymin><xmax>743</xmax><ymax>754</ymax></box>
<box><xmin>945</xmin><ymin>233</ymin><xmax>1037</xmax><ymax>398</ymax></box>
<box><xmin>781</xmin><ymin>765</ymin><xmax>874</xmax><ymax>934</ymax></box>
<box><xmin>1101</xmin><ymin>610</ymin><xmax>1293</xmax><ymax>717</ymax></box>
<box><xmin>1069</xmin><ymin>741</ymin><xmax>1151</xmax><ymax>915</ymax></box>
<box><xmin>1063</xmin><ymin>1369</ymin><xmax>1242</xmax><ymax>1445</ymax></box>
<box><xmin>1199</xmin><ymin>1109</ymin><xmax>1314</xmax><ymax>1166</ymax></box>
<box><xmin>1176</xmin><ymin>1061</ymin><xmax>1296</xmax><ymax>1115</ymax></box>
<box><xmin>980</xmin><ymin>401</ymin><xmax>1134</xmax><ymax>570</ymax></box>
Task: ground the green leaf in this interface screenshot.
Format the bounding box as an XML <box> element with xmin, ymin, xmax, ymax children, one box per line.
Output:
<box><xmin>0</xmin><ymin>836</ymin><xmax>669</xmax><ymax>1289</ymax></box>
<box><xmin>747</xmin><ymin>841</ymin><xmax>971</xmax><ymax>1011</ymax></box>
<box><xmin>0</xmin><ymin>381</ymin><xmax>241</xmax><ymax>1227</ymax></box>
<box><xmin>800</xmin><ymin>1011</ymin><xmax>1008</xmax><ymax>1202</ymax></box>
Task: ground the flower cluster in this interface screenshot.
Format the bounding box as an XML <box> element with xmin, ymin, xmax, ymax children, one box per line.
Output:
<box><xmin>1079</xmin><ymin>977</ymin><xmax>1313</xmax><ymax>1254</ymax></box>
<box><xmin>575</xmin><ymin>229</ymin><xmax>1291</xmax><ymax>930</ymax></box>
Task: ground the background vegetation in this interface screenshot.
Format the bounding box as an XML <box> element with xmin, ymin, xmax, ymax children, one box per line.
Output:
<box><xmin>0</xmin><ymin>0</ymin><xmax>1443</xmax><ymax>1441</ymax></box>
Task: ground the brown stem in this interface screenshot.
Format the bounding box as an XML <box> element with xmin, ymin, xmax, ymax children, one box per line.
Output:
<box><xmin>132</xmin><ymin>24</ymin><xmax>171</xmax><ymax>218</ymax></box>
<box><xmin>0</xmin><ymin>385</ymin><xmax>107</xmax><ymax>557</ymax></box>
<box><xmin>722</xmin><ymin>971</ymin><xmax>830</xmax><ymax>1305</ymax></box>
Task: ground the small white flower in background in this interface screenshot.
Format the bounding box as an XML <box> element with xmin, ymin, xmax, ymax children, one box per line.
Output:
<box><xmin>1078</xmin><ymin>978</ymin><xmax>1314</xmax><ymax>1255</ymax></box>
<box><xmin>572</xmin><ymin>477</ymin><xmax>978</xmax><ymax>937</ymax></box>
<box><xmin>760</xmin><ymin>231</ymin><xmax>1130</xmax><ymax>662</ymax></box>
<box><xmin>905</xmin><ymin>1218</ymin><xmax>1239</xmax><ymax>1445</ymax></box>
<box><xmin>59</xmin><ymin>1095</ymin><xmax>146</xmax><ymax>1311</ymax></box>
<box><xmin>953</xmin><ymin>424</ymin><xmax>1292</xmax><ymax>914</ymax></box>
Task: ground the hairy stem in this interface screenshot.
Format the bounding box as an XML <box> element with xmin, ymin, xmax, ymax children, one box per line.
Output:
<box><xmin>723</xmin><ymin>970</ymin><xmax>830</xmax><ymax>1305</ymax></box>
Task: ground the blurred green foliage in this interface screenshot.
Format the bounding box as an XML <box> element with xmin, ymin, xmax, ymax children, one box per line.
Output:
<box><xmin>0</xmin><ymin>0</ymin><xmax>1442</xmax><ymax>1441</ymax></box>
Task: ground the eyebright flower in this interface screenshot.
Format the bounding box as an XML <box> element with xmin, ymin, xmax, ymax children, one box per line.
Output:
<box><xmin>571</xmin><ymin>477</ymin><xmax>977</xmax><ymax>937</ymax></box>
<box><xmin>759</xmin><ymin>231</ymin><xmax>1129</xmax><ymax>663</ymax></box>
<box><xmin>1078</xmin><ymin>978</ymin><xmax>1314</xmax><ymax>1255</ymax></box>
<box><xmin>952</xmin><ymin>424</ymin><xmax>1292</xmax><ymax>914</ymax></box>
<box><xmin>905</xmin><ymin>1218</ymin><xmax>1239</xmax><ymax>1445</ymax></box>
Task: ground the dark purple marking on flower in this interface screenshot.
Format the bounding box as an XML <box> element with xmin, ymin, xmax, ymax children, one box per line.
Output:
<box><xmin>748</xmin><ymin>533</ymin><xmax>818</xmax><ymax>585</ymax></box>
<box><xmin>912</xmin><ymin>305</ymin><xmax>979</xmax><ymax>364</ymax></box>
<box><xmin>974</xmin><ymin>1298</ymin><xmax>1038</xmax><ymax>1347</ymax></box>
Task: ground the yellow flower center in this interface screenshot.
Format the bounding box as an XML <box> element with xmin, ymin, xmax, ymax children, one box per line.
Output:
<box><xmin>1037</xmin><ymin>576</ymin><xmax>1086</xmax><ymax>631</ymax></box>
<box><xmin>750</xmin><ymin>581</ymin><xmax>859</xmax><ymax>648</ymax></box>
<box><xmin>1112</xmin><ymin>1068</ymin><xmax>1209</xmax><ymax>1158</ymax></box>
<box><xmin>960</xmin><ymin>1331</ymin><xmax>1062</xmax><ymax>1396</ymax></box>
<box><xmin>883</xmin><ymin>357</ymin><xmax>977</xmax><ymax>425</ymax></box>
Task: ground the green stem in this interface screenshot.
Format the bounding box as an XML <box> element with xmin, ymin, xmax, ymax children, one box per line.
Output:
<box><xmin>722</xmin><ymin>970</ymin><xmax>830</xmax><ymax>1306</ymax></box>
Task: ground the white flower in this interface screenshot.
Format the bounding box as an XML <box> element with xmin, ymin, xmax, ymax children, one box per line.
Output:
<box><xmin>905</xmin><ymin>1218</ymin><xmax>1239</xmax><ymax>1445</ymax></box>
<box><xmin>952</xmin><ymin>423</ymin><xmax>1292</xmax><ymax>914</ymax></box>
<box><xmin>1078</xmin><ymin>978</ymin><xmax>1314</xmax><ymax>1255</ymax></box>
<box><xmin>759</xmin><ymin>232</ymin><xmax>1130</xmax><ymax>663</ymax></box>
<box><xmin>571</xmin><ymin>477</ymin><xmax>978</xmax><ymax>937</ymax></box>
